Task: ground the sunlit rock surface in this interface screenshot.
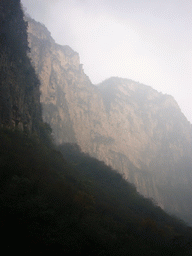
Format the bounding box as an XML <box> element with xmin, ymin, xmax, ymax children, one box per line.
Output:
<box><xmin>27</xmin><ymin>16</ymin><xmax>192</xmax><ymax>224</ymax></box>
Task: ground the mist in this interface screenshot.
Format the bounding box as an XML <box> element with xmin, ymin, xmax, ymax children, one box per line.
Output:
<box><xmin>21</xmin><ymin>0</ymin><xmax>192</xmax><ymax>123</ymax></box>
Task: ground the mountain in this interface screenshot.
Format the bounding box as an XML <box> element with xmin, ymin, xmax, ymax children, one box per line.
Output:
<box><xmin>2</xmin><ymin>2</ymin><xmax>192</xmax><ymax>254</ymax></box>
<box><xmin>27</xmin><ymin>16</ymin><xmax>192</xmax><ymax>224</ymax></box>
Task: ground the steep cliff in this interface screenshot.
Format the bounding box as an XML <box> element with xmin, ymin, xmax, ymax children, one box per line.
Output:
<box><xmin>0</xmin><ymin>1</ymin><xmax>42</xmax><ymax>132</ymax></box>
<box><xmin>27</xmin><ymin>17</ymin><xmax>192</xmax><ymax>224</ymax></box>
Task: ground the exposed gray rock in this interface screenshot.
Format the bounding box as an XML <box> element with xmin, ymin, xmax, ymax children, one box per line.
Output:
<box><xmin>27</xmin><ymin>16</ymin><xmax>192</xmax><ymax>224</ymax></box>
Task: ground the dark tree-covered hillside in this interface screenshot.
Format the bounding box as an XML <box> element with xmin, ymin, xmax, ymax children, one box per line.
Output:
<box><xmin>1</xmin><ymin>1</ymin><xmax>192</xmax><ymax>255</ymax></box>
<box><xmin>1</xmin><ymin>129</ymin><xmax>192</xmax><ymax>255</ymax></box>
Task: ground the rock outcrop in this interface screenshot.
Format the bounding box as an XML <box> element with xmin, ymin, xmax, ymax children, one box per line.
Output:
<box><xmin>0</xmin><ymin>1</ymin><xmax>42</xmax><ymax>132</ymax></box>
<box><xmin>27</xmin><ymin>16</ymin><xmax>192</xmax><ymax>224</ymax></box>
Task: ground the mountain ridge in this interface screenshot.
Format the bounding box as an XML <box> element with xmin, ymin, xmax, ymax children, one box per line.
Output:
<box><xmin>2</xmin><ymin>2</ymin><xmax>192</xmax><ymax>255</ymax></box>
<box><xmin>26</xmin><ymin>15</ymin><xmax>192</xmax><ymax>224</ymax></box>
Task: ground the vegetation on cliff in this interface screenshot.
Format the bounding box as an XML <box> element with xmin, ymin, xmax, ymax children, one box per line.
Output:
<box><xmin>1</xmin><ymin>128</ymin><xmax>192</xmax><ymax>255</ymax></box>
<box><xmin>26</xmin><ymin>13</ymin><xmax>192</xmax><ymax>225</ymax></box>
<box><xmin>1</xmin><ymin>1</ymin><xmax>192</xmax><ymax>255</ymax></box>
<box><xmin>0</xmin><ymin>0</ymin><xmax>42</xmax><ymax>131</ymax></box>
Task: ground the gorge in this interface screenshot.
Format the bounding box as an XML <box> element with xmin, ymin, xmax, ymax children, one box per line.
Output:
<box><xmin>2</xmin><ymin>2</ymin><xmax>192</xmax><ymax>254</ymax></box>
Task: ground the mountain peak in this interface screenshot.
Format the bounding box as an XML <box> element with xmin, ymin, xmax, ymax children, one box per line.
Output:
<box><xmin>27</xmin><ymin>17</ymin><xmax>192</xmax><ymax>224</ymax></box>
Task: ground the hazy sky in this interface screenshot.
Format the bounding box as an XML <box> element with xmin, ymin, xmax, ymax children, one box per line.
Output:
<box><xmin>21</xmin><ymin>0</ymin><xmax>192</xmax><ymax>123</ymax></box>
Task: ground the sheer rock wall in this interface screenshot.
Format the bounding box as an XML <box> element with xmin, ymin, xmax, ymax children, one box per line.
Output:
<box><xmin>27</xmin><ymin>17</ymin><xmax>192</xmax><ymax>224</ymax></box>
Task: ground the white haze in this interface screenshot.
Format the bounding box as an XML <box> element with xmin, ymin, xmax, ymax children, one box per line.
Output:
<box><xmin>21</xmin><ymin>0</ymin><xmax>192</xmax><ymax>123</ymax></box>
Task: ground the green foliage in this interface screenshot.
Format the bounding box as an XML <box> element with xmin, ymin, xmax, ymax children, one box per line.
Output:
<box><xmin>1</xmin><ymin>1</ymin><xmax>192</xmax><ymax>255</ymax></box>
<box><xmin>0</xmin><ymin>128</ymin><xmax>192</xmax><ymax>255</ymax></box>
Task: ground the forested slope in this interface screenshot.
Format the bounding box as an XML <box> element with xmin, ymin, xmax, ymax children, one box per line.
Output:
<box><xmin>1</xmin><ymin>128</ymin><xmax>192</xmax><ymax>255</ymax></box>
<box><xmin>0</xmin><ymin>1</ymin><xmax>192</xmax><ymax>255</ymax></box>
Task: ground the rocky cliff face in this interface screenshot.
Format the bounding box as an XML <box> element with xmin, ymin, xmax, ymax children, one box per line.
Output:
<box><xmin>0</xmin><ymin>1</ymin><xmax>42</xmax><ymax>132</ymax></box>
<box><xmin>27</xmin><ymin>17</ymin><xmax>192</xmax><ymax>224</ymax></box>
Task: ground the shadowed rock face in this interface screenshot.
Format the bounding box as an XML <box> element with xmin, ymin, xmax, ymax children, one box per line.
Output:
<box><xmin>27</xmin><ymin>16</ymin><xmax>192</xmax><ymax>224</ymax></box>
<box><xmin>0</xmin><ymin>1</ymin><xmax>42</xmax><ymax>132</ymax></box>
